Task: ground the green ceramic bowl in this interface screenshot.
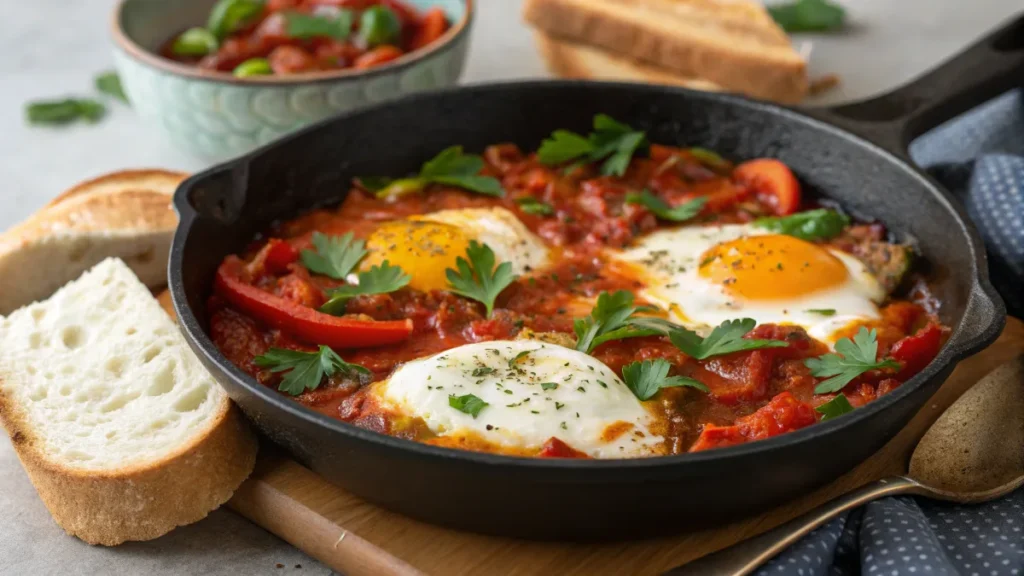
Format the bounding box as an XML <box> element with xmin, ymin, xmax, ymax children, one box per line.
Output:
<box><xmin>111</xmin><ymin>0</ymin><xmax>472</xmax><ymax>161</ymax></box>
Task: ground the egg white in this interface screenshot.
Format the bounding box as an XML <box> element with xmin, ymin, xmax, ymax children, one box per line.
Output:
<box><xmin>609</xmin><ymin>223</ymin><xmax>885</xmax><ymax>345</ymax></box>
<box><xmin>372</xmin><ymin>340</ymin><xmax>665</xmax><ymax>458</ymax></box>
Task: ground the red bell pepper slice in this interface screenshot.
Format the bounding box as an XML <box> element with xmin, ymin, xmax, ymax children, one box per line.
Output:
<box><xmin>690</xmin><ymin>391</ymin><xmax>818</xmax><ymax>452</ymax></box>
<box><xmin>733</xmin><ymin>159</ymin><xmax>802</xmax><ymax>216</ymax></box>
<box><xmin>410</xmin><ymin>7</ymin><xmax>448</xmax><ymax>50</ymax></box>
<box><xmin>889</xmin><ymin>323</ymin><xmax>943</xmax><ymax>379</ymax></box>
<box><xmin>215</xmin><ymin>256</ymin><xmax>413</xmax><ymax>349</ymax></box>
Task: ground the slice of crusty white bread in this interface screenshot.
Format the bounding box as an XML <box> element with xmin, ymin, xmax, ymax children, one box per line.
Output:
<box><xmin>523</xmin><ymin>0</ymin><xmax>809</xmax><ymax>103</ymax></box>
<box><xmin>535</xmin><ymin>32</ymin><xmax>725</xmax><ymax>92</ymax></box>
<box><xmin>0</xmin><ymin>258</ymin><xmax>256</xmax><ymax>545</ymax></box>
<box><xmin>0</xmin><ymin>170</ymin><xmax>187</xmax><ymax>315</ymax></box>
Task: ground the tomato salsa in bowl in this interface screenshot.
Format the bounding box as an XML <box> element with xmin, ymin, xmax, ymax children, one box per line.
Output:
<box><xmin>205</xmin><ymin>113</ymin><xmax>950</xmax><ymax>459</ymax></box>
<box><xmin>110</xmin><ymin>0</ymin><xmax>471</xmax><ymax>159</ymax></box>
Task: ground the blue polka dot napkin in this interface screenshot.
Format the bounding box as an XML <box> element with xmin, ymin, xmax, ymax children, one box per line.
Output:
<box><xmin>758</xmin><ymin>89</ymin><xmax>1024</xmax><ymax>576</ymax></box>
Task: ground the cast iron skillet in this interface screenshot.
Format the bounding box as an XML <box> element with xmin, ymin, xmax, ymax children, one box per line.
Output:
<box><xmin>170</xmin><ymin>15</ymin><xmax>1024</xmax><ymax>539</ymax></box>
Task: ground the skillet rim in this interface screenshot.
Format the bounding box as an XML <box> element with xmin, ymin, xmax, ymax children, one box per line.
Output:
<box><xmin>169</xmin><ymin>79</ymin><xmax>1006</xmax><ymax>471</ymax></box>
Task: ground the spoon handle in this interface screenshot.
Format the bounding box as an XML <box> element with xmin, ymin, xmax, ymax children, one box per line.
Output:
<box><xmin>663</xmin><ymin>476</ymin><xmax>929</xmax><ymax>576</ymax></box>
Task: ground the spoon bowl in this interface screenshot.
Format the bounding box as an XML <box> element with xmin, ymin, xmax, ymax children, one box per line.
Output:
<box><xmin>668</xmin><ymin>354</ymin><xmax>1024</xmax><ymax>575</ymax></box>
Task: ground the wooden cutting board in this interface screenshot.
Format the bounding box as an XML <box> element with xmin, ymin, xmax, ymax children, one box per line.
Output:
<box><xmin>156</xmin><ymin>292</ymin><xmax>1023</xmax><ymax>576</ymax></box>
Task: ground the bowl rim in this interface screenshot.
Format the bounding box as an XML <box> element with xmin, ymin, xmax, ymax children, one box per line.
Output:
<box><xmin>110</xmin><ymin>0</ymin><xmax>474</xmax><ymax>86</ymax></box>
<box><xmin>169</xmin><ymin>80</ymin><xmax>1005</xmax><ymax>472</ymax></box>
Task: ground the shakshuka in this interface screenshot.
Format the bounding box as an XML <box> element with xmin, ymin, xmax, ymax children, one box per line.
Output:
<box><xmin>209</xmin><ymin>114</ymin><xmax>946</xmax><ymax>459</ymax></box>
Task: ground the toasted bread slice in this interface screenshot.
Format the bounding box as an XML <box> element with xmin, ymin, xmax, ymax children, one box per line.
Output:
<box><xmin>0</xmin><ymin>170</ymin><xmax>187</xmax><ymax>314</ymax></box>
<box><xmin>0</xmin><ymin>258</ymin><xmax>257</xmax><ymax>545</ymax></box>
<box><xmin>535</xmin><ymin>32</ymin><xmax>724</xmax><ymax>92</ymax></box>
<box><xmin>523</xmin><ymin>0</ymin><xmax>808</xmax><ymax>103</ymax></box>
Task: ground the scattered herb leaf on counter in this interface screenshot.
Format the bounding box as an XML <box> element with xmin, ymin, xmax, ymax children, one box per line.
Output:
<box><xmin>320</xmin><ymin>260</ymin><xmax>412</xmax><ymax>315</ymax></box>
<box><xmin>445</xmin><ymin>241</ymin><xmax>517</xmax><ymax>317</ymax></box>
<box><xmin>538</xmin><ymin>114</ymin><xmax>648</xmax><ymax>177</ymax></box>
<box><xmin>515</xmin><ymin>196</ymin><xmax>555</xmax><ymax>216</ymax></box>
<box><xmin>573</xmin><ymin>291</ymin><xmax>667</xmax><ymax>354</ymax></box>
<box><xmin>255</xmin><ymin>345</ymin><xmax>370</xmax><ymax>396</ymax></box>
<box><xmin>95</xmin><ymin>71</ymin><xmax>128</xmax><ymax>104</ymax></box>
<box><xmin>625</xmin><ymin>190</ymin><xmax>707</xmax><ymax>223</ymax></box>
<box><xmin>449</xmin><ymin>393</ymin><xmax>489</xmax><ymax>418</ymax></box>
<box><xmin>367</xmin><ymin>146</ymin><xmax>505</xmax><ymax>198</ymax></box>
<box><xmin>806</xmin><ymin>327</ymin><xmax>901</xmax><ymax>394</ymax></box>
<box><xmin>300</xmin><ymin>231</ymin><xmax>368</xmax><ymax>280</ymax></box>
<box><xmin>815</xmin><ymin>393</ymin><xmax>855</xmax><ymax>421</ymax></box>
<box><xmin>285</xmin><ymin>10</ymin><xmax>354</xmax><ymax>41</ymax></box>
<box><xmin>768</xmin><ymin>0</ymin><xmax>846</xmax><ymax>33</ymax></box>
<box><xmin>755</xmin><ymin>209</ymin><xmax>850</xmax><ymax>241</ymax></box>
<box><xmin>669</xmin><ymin>318</ymin><xmax>790</xmax><ymax>360</ymax></box>
<box><xmin>26</xmin><ymin>99</ymin><xmax>105</xmax><ymax>126</ymax></box>
<box><xmin>622</xmin><ymin>359</ymin><xmax>709</xmax><ymax>401</ymax></box>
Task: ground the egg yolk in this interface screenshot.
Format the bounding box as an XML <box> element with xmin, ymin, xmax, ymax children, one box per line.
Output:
<box><xmin>364</xmin><ymin>220</ymin><xmax>470</xmax><ymax>292</ymax></box>
<box><xmin>698</xmin><ymin>234</ymin><xmax>849</xmax><ymax>300</ymax></box>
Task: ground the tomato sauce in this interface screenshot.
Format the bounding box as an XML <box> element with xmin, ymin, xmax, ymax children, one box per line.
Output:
<box><xmin>208</xmin><ymin>142</ymin><xmax>948</xmax><ymax>456</ymax></box>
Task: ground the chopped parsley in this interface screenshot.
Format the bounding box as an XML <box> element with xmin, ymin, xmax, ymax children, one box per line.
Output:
<box><xmin>806</xmin><ymin>309</ymin><xmax>837</xmax><ymax>316</ymax></box>
<box><xmin>361</xmin><ymin>146</ymin><xmax>504</xmax><ymax>198</ymax></box>
<box><xmin>508</xmin><ymin>350</ymin><xmax>532</xmax><ymax>368</ymax></box>
<box><xmin>540</xmin><ymin>382</ymin><xmax>559</xmax><ymax>391</ymax></box>
<box><xmin>300</xmin><ymin>231</ymin><xmax>367</xmax><ymax>279</ymax></box>
<box><xmin>768</xmin><ymin>0</ymin><xmax>846</xmax><ymax>33</ymax></box>
<box><xmin>254</xmin><ymin>346</ymin><xmax>369</xmax><ymax>396</ymax></box>
<box><xmin>319</xmin><ymin>260</ymin><xmax>411</xmax><ymax>314</ymax></box>
<box><xmin>537</xmin><ymin>114</ymin><xmax>648</xmax><ymax>177</ymax></box>
<box><xmin>472</xmin><ymin>366</ymin><xmax>498</xmax><ymax>377</ymax></box>
<box><xmin>625</xmin><ymin>189</ymin><xmax>707</xmax><ymax>223</ymax></box>
<box><xmin>449</xmin><ymin>393</ymin><xmax>489</xmax><ymax>418</ymax></box>
<box><xmin>515</xmin><ymin>196</ymin><xmax>555</xmax><ymax>216</ymax></box>
<box><xmin>805</xmin><ymin>327</ymin><xmax>901</xmax><ymax>394</ymax></box>
<box><xmin>815</xmin><ymin>394</ymin><xmax>855</xmax><ymax>421</ymax></box>
<box><xmin>621</xmin><ymin>359</ymin><xmax>708</xmax><ymax>401</ymax></box>
<box><xmin>669</xmin><ymin>318</ymin><xmax>789</xmax><ymax>360</ymax></box>
<box><xmin>445</xmin><ymin>241</ymin><xmax>517</xmax><ymax>317</ymax></box>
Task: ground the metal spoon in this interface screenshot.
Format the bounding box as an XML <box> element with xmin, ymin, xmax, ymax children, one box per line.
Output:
<box><xmin>666</xmin><ymin>355</ymin><xmax>1024</xmax><ymax>576</ymax></box>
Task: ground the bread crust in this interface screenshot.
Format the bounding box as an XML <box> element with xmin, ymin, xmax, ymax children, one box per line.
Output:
<box><xmin>0</xmin><ymin>171</ymin><xmax>187</xmax><ymax>314</ymax></box>
<box><xmin>0</xmin><ymin>388</ymin><xmax>256</xmax><ymax>546</ymax></box>
<box><xmin>523</xmin><ymin>0</ymin><xmax>808</xmax><ymax>103</ymax></box>
<box><xmin>535</xmin><ymin>32</ymin><xmax>724</xmax><ymax>92</ymax></box>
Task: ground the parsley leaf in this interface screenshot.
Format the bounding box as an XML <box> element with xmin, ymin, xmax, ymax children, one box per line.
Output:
<box><xmin>687</xmin><ymin>148</ymin><xmax>731</xmax><ymax>172</ymax></box>
<box><xmin>540</xmin><ymin>382</ymin><xmax>558</xmax><ymax>391</ymax></box>
<box><xmin>285</xmin><ymin>9</ymin><xmax>353</xmax><ymax>40</ymax></box>
<box><xmin>254</xmin><ymin>346</ymin><xmax>370</xmax><ymax>396</ymax></box>
<box><xmin>515</xmin><ymin>196</ymin><xmax>555</xmax><ymax>216</ymax></box>
<box><xmin>537</xmin><ymin>114</ymin><xmax>648</xmax><ymax>177</ymax></box>
<box><xmin>319</xmin><ymin>260</ymin><xmax>411</xmax><ymax>314</ymax></box>
<box><xmin>449</xmin><ymin>393</ymin><xmax>488</xmax><ymax>418</ymax></box>
<box><xmin>445</xmin><ymin>241</ymin><xmax>517</xmax><ymax>317</ymax></box>
<box><xmin>95</xmin><ymin>71</ymin><xmax>128</xmax><ymax>104</ymax></box>
<box><xmin>768</xmin><ymin>0</ymin><xmax>846</xmax><ymax>33</ymax></box>
<box><xmin>622</xmin><ymin>359</ymin><xmax>709</xmax><ymax>401</ymax></box>
<box><xmin>805</xmin><ymin>327</ymin><xmax>901</xmax><ymax>394</ymax></box>
<box><xmin>573</xmin><ymin>291</ymin><xmax>668</xmax><ymax>353</ymax></box>
<box><xmin>669</xmin><ymin>318</ymin><xmax>789</xmax><ymax>360</ymax></box>
<box><xmin>368</xmin><ymin>146</ymin><xmax>504</xmax><ymax>198</ymax></box>
<box><xmin>815</xmin><ymin>394</ymin><xmax>855</xmax><ymax>421</ymax></box>
<box><xmin>300</xmin><ymin>231</ymin><xmax>367</xmax><ymax>279</ymax></box>
<box><xmin>754</xmin><ymin>209</ymin><xmax>850</xmax><ymax>241</ymax></box>
<box><xmin>806</xmin><ymin>308</ymin><xmax>837</xmax><ymax>316</ymax></box>
<box><xmin>508</xmin><ymin>350</ymin><xmax>532</xmax><ymax>368</ymax></box>
<box><xmin>625</xmin><ymin>190</ymin><xmax>707</xmax><ymax>222</ymax></box>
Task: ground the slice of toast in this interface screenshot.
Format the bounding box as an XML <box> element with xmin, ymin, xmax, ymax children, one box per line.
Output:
<box><xmin>0</xmin><ymin>258</ymin><xmax>257</xmax><ymax>545</ymax></box>
<box><xmin>523</xmin><ymin>0</ymin><xmax>808</xmax><ymax>103</ymax></box>
<box><xmin>0</xmin><ymin>169</ymin><xmax>187</xmax><ymax>314</ymax></box>
<box><xmin>535</xmin><ymin>32</ymin><xmax>725</xmax><ymax>93</ymax></box>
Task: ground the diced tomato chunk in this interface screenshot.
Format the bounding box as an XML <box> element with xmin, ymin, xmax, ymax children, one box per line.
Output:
<box><xmin>690</xmin><ymin>391</ymin><xmax>818</xmax><ymax>452</ymax></box>
<box><xmin>890</xmin><ymin>323</ymin><xmax>943</xmax><ymax>379</ymax></box>
<box><xmin>538</xmin><ymin>437</ymin><xmax>589</xmax><ymax>458</ymax></box>
<box><xmin>733</xmin><ymin>159</ymin><xmax>801</xmax><ymax>215</ymax></box>
<box><xmin>410</xmin><ymin>7</ymin><xmax>448</xmax><ymax>50</ymax></box>
<box><xmin>268</xmin><ymin>45</ymin><xmax>319</xmax><ymax>74</ymax></box>
<box><xmin>354</xmin><ymin>45</ymin><xmax>404</xmax><ymax>69</ymax></box>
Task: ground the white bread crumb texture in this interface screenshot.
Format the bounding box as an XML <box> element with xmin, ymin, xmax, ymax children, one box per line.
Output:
<box><xmin>0</xmin><ymin>258</ymin><xmax>227</xmax><ymax>471</ymax></box>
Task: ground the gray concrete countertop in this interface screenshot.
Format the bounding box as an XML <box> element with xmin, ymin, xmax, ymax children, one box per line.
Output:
<box><xmin>2</xmin><ymin>0</ymin><xmax>1019</xmax><ymax>574</ymax></box>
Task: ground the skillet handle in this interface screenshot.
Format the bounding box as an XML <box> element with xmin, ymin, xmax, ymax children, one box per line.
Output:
<box><xmin>814</xmin><ymin>12</ymin><xmax>1024</xmax><ymax>155</ymax></box>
